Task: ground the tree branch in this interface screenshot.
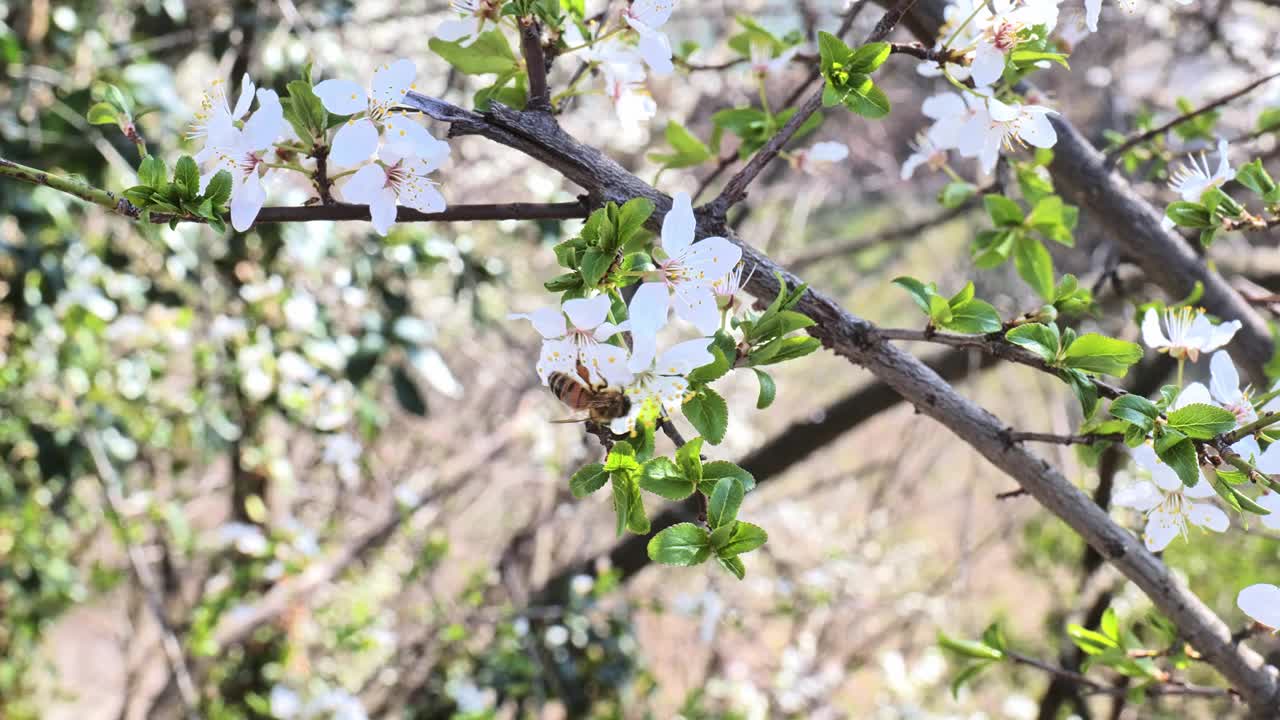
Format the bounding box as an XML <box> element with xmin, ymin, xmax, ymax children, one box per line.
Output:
<box><xmin>400</xmin><ymin>91</ymin><xmax>1280</xmax><ymax>713</ymax></box>
<box><xmin>519</xmin><ymin>17</ymin><xmax>552</xmax><ymax>112</ymax></box>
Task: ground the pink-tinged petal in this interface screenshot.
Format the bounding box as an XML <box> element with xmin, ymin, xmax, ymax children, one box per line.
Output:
<box><xmin>662</xmin><ymin>192</ymin><xmax>696</xmax><ymax>257</ymax></box>
<box><xmin>1018</xmin><ymin>112</ymin><xmax>1058</xmax><ymax>148</ymax></box>
<box><xmin>1257</xmin><ymin>492</ymin><xmax>1280</xmax><ymax>531</ymax></box>
<box><xmin>583</xmin><ymin>342</ymin><xmax>633</xmax><ymax>385</ymax></box>
<box><xmin>1237</xmin><ymin>584</ymin><xmax>1280</xmax><ymax>628</ymax></box>
<box><xmin>384</xmin><ymin>115</ymin><xmax>450</xmax><ymax>168</ymax></box>
<box><xmin>1141</xmin><ymin>308</ymin><xmax>1168</xmax><ymax>349</ymax></box>
<box><xmin>1173</xmin><ymin>381</ymin><xmax>1211</xmax><ymax>410</ymax></box>
<box><xmin>313</xmin><ymin>79</ymin><xmax>368</xmax><ymax>115</ymax></box>
<box><xmin>563</xmin><ymin>295</ymin><xmax>611</xmax><ymax>331</ymax></box>
<box><xmin>339</xmin><ymin>164</ymin><xmax>387</xmax><ymax>205</ymax></box>
<box><xmin>679</xmin><ymin>236</ymin><xmax>742</xmax><ymax>284</ymax></box>
<box><xmin>970</xmin><ymin>42</ymin><xmax>1006</xmax><ymax>87</ymax></box>
<box><xmin>400</xmin><ymin>179</ymin><xmax>445</xmax><ymax>214</ymax></box>
<box><xmin>329</xmin><ymin>118</ymin><xmax>380</xmax><ymax>167</ymax></box>
<box><xmin>1187</xmin><ymin>502</ymin><xmax>1229</xmax><ymax>532</ymax></box>
<box><xmin>243</xmin><ymin>90</ymin><xmax>284</xmax><ymax>150</ymax></box>
<box><xmin>371</xmin><ymin>58</ymin><xmax>416</xmax><ymax>106</ymax></box>
<box><xmin>1207</xmin><ymin>319</ymin><xmax>1242</xmax><ymax>351</ymax></box>
<box><xmin>508</xmin><ymin>306</ymin><xmax>567</xmax><ymax>339</ymax></box>
<box><xmin>1112</xmin><ymin>480</ymin><xmax>1162</xmax><ymax>512</ymax></box>
<box><xmin>230</xmin><ymin>174</ymin><xmax>267</xmax><ymax>232</ymax></box>
<box><xmin>435</xmin><ymin>16</ymin><xmax>482</xmax><ymax>43</ymax></box>
<box><xmin>672</xmin><ymin>283</ymin><xmax>721</xmax><ymax>335</ymax></box>
<box><xmin>1142</xmin><ymin>509</ymin><xmax>1181</xmax><ymax>552</ymax></box>
<box><xmin>232</xmin><ymin>74</ymin><xmax>255</xmax><ymax>118</ymax></box>
<box><xmin>536</xmin><ymin>338</ymin><xmax>577</xmax><ymax>384</ymax></box>
<box><xmin>368</xmin><ymin>188</ymin><xmax>399</xmax><ymax>236</ymax></box>
<box><xmin>656</xmin><ymin>338</ymin><xmax>714</xmax><ymax>375</ymax></box>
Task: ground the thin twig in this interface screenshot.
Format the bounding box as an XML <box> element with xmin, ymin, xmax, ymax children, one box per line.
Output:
<box><xmin>520</xmin><ymin>17</ymin><xmax>552</xmax><ymax>111</ymax></box>
<box><xmin>1008</xmin><ymin>431</ymin><xmax>1124</xmax><ymax>446</ymax></box>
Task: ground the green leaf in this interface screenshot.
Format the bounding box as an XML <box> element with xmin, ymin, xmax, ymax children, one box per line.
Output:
<box><xmin>927</xmin><ymin>293</ymin><xmax>954</xmax><ymax>325</ymax></box>
<box><xmin>203</xmin><ymin>170</ymin><xmax>233</xmax><ymax>209</ymax></box>
<box><xmin>1166</xmin><ymin>403</ymin><xmax>1236</xmax><ymax>439</ymax></box>
<box><xmin>1154</xmin><ymin>436</ymin><xmax>1200</xmax><ymax>487</ymax></box>
<box><xmin>753</xmin><ymin>368</ymin><xmax>777</xmax><ymax>409</ymax></box>
<box><xmin>1013</xmin><ymin>236</ymin><xmax>1055</xmax><ymax>300</ymax></box>
<box><xmin>1061</xmin><ymin>368</ymin><xmax>1100</xmax><ymax>419</ymax></box>
<box><xmin>937</xmin><ymin>631</ymin><xmax>1005</xmax><ymax>661</ymax></box>
<box><xmin>1165</xmin><ymin>201</ymin><xmax>1212</xmax><ymax>228</ymax></box>
<box><xmin>847</xmin><ymin>41</ymin><xmax>891</xmax><ymax>73</ymax></box>
<box><xmin>717</xmin><ymin>521</ymin><xmax>767</xmax><ymax>556</ymax></box>
<box><xmin>939</xmin><ymin>181</ymin><xmax>978</xmax><ymax>208</ymax></box>
<box><xmin>750</xmin><ymin>310</ymin><xmax>816</xmax><ymax>342</ymax></box>
<box><xmin>1005</xmin><ymin>323</ymin><xmax>1060</xmax><ymax>363</ymax></box>
<box><xmin>708</xmin><ymin>476</ymin><xmax>745</xmax><ymax>529</ymax></box>
<box><xmin>893</xmin><ymin>276</ymin><xmax>938</xmax><ymax>315</ymax></box>
<box><xmin>87</xmin><ymin>102</ymin><xmax>119</xmax><ymax>126</ymax></box>
<box><xmin>604</xmin><ymin>441</ymin><xmax>642</xmax><ymax>476</ymax></box>
<box><xmin>683</xmin><ymin>387</ymin><xmax>729</xmax><ymax>445</ymax></box>
<box><xmin>687</xmin><ymin>343</ymin><xmax>731</xmax><ymax>385</ymax></box>
<box><xmin>751</xmin><ymin>336</ymin><xmax>821</xmax><ymax>366</ymax></box>
<box><xmin>842</xmin><ymin>79</ymin><xmax>891</xmax><ymax>118</ymax></box>
<box><xmin>612</xmin><ymin>473</ymin><xmax>649</xmax><ymax>536</ymax></box>
<box><xmin>639</xmin><ymin>457</ymin><xmax>695</xmax><ymax>500</ymax></box>
<box><xmin>1026</xmin><ymin>195</ymin><xmax>1075</xmax><ymax>246</ymax></box>
<box><xmin>137</xmin><ymin>155</ymin><xmax>167</xmax><ymax>189</ymax></box>
<box><xmin>173</xmin><ymin>155</ymin><xmax>201</xmax><ymax>200</ymax></box>
<box><xmin>579</xmin><ymin>248</ymin><xmax>613</xmax><ymax>288</ymax></box>
<box><xmin>1068</xmin><ymin>624</ymin><xmax>1119</xmax><ymax>655</ymax></box>
<box><xmin>647</xmin><ymin>522</ymin><xmax>712</xmax><ymax>566</ymax></box>
<box><xmin>1060</xmin><ymin>334</ymin><xmax>1143</xmax><ymax>377</ymax></box>
<box><xmin>984</xmin><ymin>194</ymin><xmax>1024</xmax><ymax>227</ymax></box>
<box><xmin>971</xmin><ymin>229</ymin><xmax>1015</xmax><ymax>268</ymax></box>
<box><xmin>950</xmin><ymin>663</ymin><xmax>991</xmax><ymax>700</ymax></box>
<box><xmin>428</xmin><ymin>30</ymin><xmax>518</xmax><ymax>75</ymax></box>
<box><xmin>700</xmin><ymin>461</ymin><xmax>756</xmax><ymax>494</ymax></box>
<box><xmin>716</xmin><ymin>554</ymin><xmax>747</xmax><ymax>579</ymax></box>
<box><xmin>647</xmin><ymin>120</ymin><xmax>713</xmax><ymax>168</ymax></box>
<box><xmin>675</xmin><ymin>437</ymin><xmax>704</xmax><ymax>485</ymax></box>
<box><xmin>285</xmin><ymin>80</ymin><xmax>328</xmax><ymax>138</ymax></box>
<box><xmin>1109</xmin><ymin>394</ymin><xmax>1159</xmax><ymax>431</ymax></box>
<box><xmin>570</xmin><ymin>463</ymin><xmax>609</xmax><ymax>497</ymax></box>
<box><xmin>945</xmin><ymin>298</ymin><xmax>1002</xmax><ymax>334</ymax></box>
<box><xmin>1236</xmin><ymin>159</ymin><xmax>1277</xmax><ymax>197</ymax></box>
<box><xmin>615</xmin><ymin>197</ymin><xmax>655</xmax><ymax>253</ymax></box>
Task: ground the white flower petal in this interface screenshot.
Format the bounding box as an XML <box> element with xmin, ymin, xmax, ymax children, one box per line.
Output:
<box><xmin>536</xmin><ymin>338</ymin><xmax>577</xmax><ymax>384</ymax></box>
<box><xmin>628</xmin><ymin>0</ymin><xmax>674</xmax><ymax>28</ymax></box>
<box><xmin>583</xmin><ymin>342</ymin><xmax>633</xmax><ymax>385</ymax></box>
<box><xmin>1237</xmin><ymin>584</ymin><xmax>1280</xmax><ymax>628</ymax></box>
<box><xmin>1184</xmin><ymin>476</ymin><xmax>1217</xmax><ymax>499</ymax></box>
<box><xmin>340</xmin><ymin>164</ymin><xmax>387</xmax><ymax>205</ymax></box>
<box><xmin>1207</xmin><ymin>319</ymin><xmax>1242</xmax><ymax>352</ymax></box>
<box><xmin>232</xmin><ymin>74</ymin><xmax>255</xmax><ymax>118</ymax></box>
<box><xmin>1257</xmin><ymin>491</ymin><xmax>1280</xmax><ymax>531</ymax></box>
<box><xmin>636</xmin><ymin>27</ymin><xmax>674</xmax><ymax>76</ymax></box>
<box><xmin>650</xmin><ymin>374</ymin><xmax>691</xmax><ymax>413</ymax></box>
<box><xmin>243</xmin><ymin>89</ymin><xmax>284</xmax><ymax>150</ymax></box>
<box><xmin>1085</xmin><ymin>0</ymin><xmax>1102</xmax><ymax>30</ymax></box>
<box><xmin>400</xmin><ymin>179</ymin><xmax>446</xmax><ymax>214</ymax></box>
<box><xmin>1231</xmin><ymin>435</ymin><xmax>1263</xmax><ymax>463</ymax></box>
<box><xmin>1174</xmin><ymin>382</ymin><xmax>1211</xmax><ymax>410</ymax></box>
<box><xmin>1209</xmin><ymin>350</ymin><xmax>1241</xmax><ymax>406</ymax></box>
<box><xmin>656</xmin><ymin>338</ymin><xmax>715</xmax><ymax>375</ymax></box>
<box><xmin>1018</xmin><ymin>112</ymin><xmax>1058</xmax><ymax>148</ymax></box>
<box><xmin>1113</xmin><ymin>480</ymin><xmax>1162</xmax><ymax>512</ymax></box>
<box><xmin>1142</xmin><ymin>508</ymin><xmax>1182</xmax><ymax>551</ymax></box>
<box><xmin>371</xmin><ymin>58</ymin><xmax>416</xmax><ymax>106</ymax></box>
<box><xmin>970</xmin><ymin>42</ymin><xmax>1006</xmax><ymax>87</ymax></box>
<box><xmin>627</xmin><ymin>282</ymin><xmax>672</xmax><ymax>369</ymax></box>
<box><xmin>1141</xmin><ymin>308</ymin><xmax>1168</xmax><ymax>349</ymax></box>
<box><xmin>672</xmin><ymin>283</ymin><xmax>721</xmax><ymax>335</ymax></box>
<box><xmin>384</xmin><ymin>115</ymin><xmax>450</xmax><ymax>167</ymax></box>
<box><xmin>680</xmin><ymin>236</ymin><xmax>742</xmax><ymax>284</ymax></box>
<box><xmin>330</xmin><ymin>118</ymin><xmax>380</xmax><ymax>167</ymax></box>
<box><xmin>1253</xmin><ymin>442</ymin><xmax>1280</xmax><ymax>475</ymax></box>
<box><xmin>921</xmin><ymin>92</ymin><xmax>967</xmax><ymax>120</ymax></box>
<box><xmin>808</xmin><ymin>141</ymin><xmax>849</xmax><ymax>163</ymax></box>
<box><xmin>563</xmin><ymin>295</ymin><xmax>611</xmax><ymax>331</ymax></box>
<box><xmin>230</xmin><ymin>174</ymin><xmax>267</xmax><ymax>232</ymax></box>
<box><xmin>368</xmin><ymin>188</ymin><xmax>399</xmax><ymax>236</ymax></box>
<box><xmin>313</xmin><ymin>79</ymin><xmax>368</xmax><ymax>115</ymax></box>
<box><xmin>436</xmin><ymin>16</ymin><xmax>482</xmax><ymax>43</ymax></box>
<box><xmin>509</xmin><ymin>306</ymin><xmax>568</xmax><ymax>339</ymax></box>
<box><xmin>1186</xmin><ymin>502</ymin><xmax>1229</xmax><ymax>532</ymax></box>
<box><xmin>662</xmin><ymin>192</ymin><xmax>696</xmax><ymax>257</ymax></box>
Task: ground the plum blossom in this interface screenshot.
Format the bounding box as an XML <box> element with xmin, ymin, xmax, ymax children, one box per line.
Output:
<box><xmin>901</xmin><ymin>132</ymin><xmax>949</xmax><ymax>180</ymax></box>
<box><xmin>1237</xmin><ymin>583</ymin><xmax>1280</xmax><ymax>628</ymax></box>
<box><xmin>1169</xmin><ymin>138</ymin><xmax>1234</xmax><ymax>202</ymax></box>
<box><xmin>603</xmin><ymin>62</ymin><xmax>657</xmax><ymax>128</ymax></box>
<box><xmin>189</xmin><ymin>74</ymin><xmax>254</xmax><ymax>155</ymax></box>
<box><xmin>1113</xmin><ymin>443</ymin><xmax>1227</xmax><ymax>552</ymax></box>
<box><xmin>711</xmin><ymin>262</ymin><xmax>752</xmax><ymax>310</ymax></box>
<box><xmin>509</xmin><ymin>294</ymin><xmax>632</xmax><ymax>386</ymax></box>
<box><xmin>627</xmin><ymin>192</ymin><xmax>742</xmax><ymax>370</ymax></box>
<box><xmin>792</xmin><ymin>141</ymin><xmax>849</xmax><ymax>175</ymax></box>
<box><xmin>962</xmin><ymin>95</ymin><xmax>1058</xmax><ymax>173</ymax></box>
<box><xmin>918</xmin><ymin>91</ymin><xmax>984</xmax><ymax>154</ymax></box>
<box><xmin>341</xmin><ymin>141</ymin><xmax>450</xmax><ymax>236</ymax></box>
<box><xmin>199</xmin><ymin>88</ymin><xmax>285</xmax><ymax>231</ymax></box>
<box><xmin>313</xmin><ymin>59</ymin><xmax>443</xmax><ymax>167</ymax></box>
<box><xmin>750</xmin><ymin>41</ymin><xmax>800</xmax><ymax>77</ymax></box>
<box><xmin>623</xmin><ymin>0</ymin><xmax>675</xmax><ymax>76</ymax></box>
<box><xmin>434</xmin><ymin>0</ymin><xmax>501</xmax><ymax>45</ymax></box>
<box><xmin>1141</xmin><ymin>306</ymin><xmax>1241</xmax><ymax>362</ymax></box>
<box><xmin>970</xmin><ymin>0</ymin><xmax>1062</xmax><ymax>86</ymax></box>
<box><xmin>610</xmin><ymin>338</ymin><xmax>713</xmax><ymax>434</ymax></box>
<box><xmin>1176</xmin><ymin>351</ymin><xmax>1260</xmax><ymax>427</ymax></box>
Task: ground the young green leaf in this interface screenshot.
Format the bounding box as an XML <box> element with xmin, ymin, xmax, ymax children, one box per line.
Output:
<box><xmin>1060</xmin><ymin>334</ymin><xmax>1143</xmax><ymax>377</ymax></box>
<box><xmin>753</xmin><ymin>368</ymin><xmax>777</xmax><ymax>409</ymax></box>
<box><xmin>683</xmin><ymin>387</ymin><xmax>729</xmax><ymax>444</ymax></box>
<box><xmin>428</xmin><ymin>30</ymin><xmax>519</xmax><ymax>75</ymax></box>
<box><xmin>675</xmin><ymin>437</ymin><xmax>704</xmax><ymax>485</ymax></box>
<box><xmin>647</xmin><ymin>522</ymin><xmax>712</xmax><ymax>566</ymax></box>
<box><xmin>639</xmin><ymin>457</ymin><xmax>695</xmax><ymax>500</ymax></box>
<box><xmin>716</xmin><ymin>554</ymin><xmax>747</xmax><ymax>579</ymax></box>
<box><xmin>1005</xmin><ymin>323</ymin><xmax>1060</xmax><ymax>363</ymax></box>
<box><xmin>708</xmin><ymin>476</ymin><xmax>745</xmax><ymax>529</ymax></box>
<box><xmin>1166</xmin><ymin>403</ymin><xmax>1236</xmax><ymax>439</ymax></box>
<box><xmin>984</xmin><ymin>194</ymin><xmax>1024</xmax><ymax>227</ymax></box>
<box><xmin>1109</xmin><ymin>394</ymin><xmax>1159</xmax><ymax>431</ymax></box>
<box><xmin>1154</xmin><ymin>436</ymin><xmax>1200</xmax><ymax>487</ymax></box>
<box><xmin>1013</xmin><ymin>235</ymin><xmax>1055</xmax><ymax>300</ymax></box>
<box><xmin>612</xmin><ymin>473</ymin><xmax>649</xmax><ymax>536</ymax></box>
<box><xmin>717</xmin><ymin>521</ymin><xmax>768</xmax><ymax>556</ymax></box>
<box><xmin>700</xmin><ymin>460</ymin><xmax>756</xmax><ymax>494</ymax></box>
<box><xmin>945</xmin><ymin>298</ymin><xmax>1002</xmax><ymax>334</ymax></box>
<box><xmin>570</xmin><ymin>463</ymin><xmax>609</xmax><ymax>497</ymax></box>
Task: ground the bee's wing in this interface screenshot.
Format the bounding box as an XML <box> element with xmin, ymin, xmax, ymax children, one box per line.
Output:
<box><xmin>550</xmin><ymin>416</ymin><xmax>589</xmax><ymax>424</ymax></box>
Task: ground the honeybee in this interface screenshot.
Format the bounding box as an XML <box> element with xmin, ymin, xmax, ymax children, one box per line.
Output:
<box><xmin>548</xmin><ymin>364</ymin><xmax>631</xmax><ymax>424</ymax></box>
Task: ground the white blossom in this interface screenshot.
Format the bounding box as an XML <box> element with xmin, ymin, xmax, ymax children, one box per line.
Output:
<box><xmin>610</xmin><ymin>338</ymin><xmax>713</xmax><ymax>434</ymax></box>
<box><xmin>340</xmin><ymin>142</ymin><xmax>450</xmax><ymax>236</ymax></box>
<box><xmin>623</xmin><ymin>0</ymin><xmax>675</xmax><ymax>76</ymax></box>
<box><xmin>509</xmin><ymin>294</ymin><xmax>632</xmax><ymax>386</ymax></box>
<box><xmin>792</xmin><ymin>141</ymin><xmax>849</xmax><ymax>175</ymax></box>
<box><xmin>199</xmin><ymin>88</ymin><xmax>286</xmax><ymax>231</ymax></box>
<box><xmin>901</xmin><ymin>132</ymin><xmax>949</xmax><ymax>180</ymax></box>
<box><xmin>1141</xmin><ymin>306</ymin><xmax>1241</xmax><ymax>362</ymax></box>
<box><xmin>313</xmin><ymin>59</ymin><xmax>443</xmax><ymax>167</ymax></box>
<box><xmin>1168</xmin><ymin>138</ymin><xmax>1234</xmax><ymax>202</ymax></box>
<box><xmin>627</xmin><ymin>192</ymin><xmax>742</xmax><ymax>370</ymax></box>
<box><xmin>1237</xmin><ymin>583</ymin><xmax>1280</xmax><ymax>628</ymax></box>
<box><xmin>960</xmin><ymin>94</ymin><xmax>1058</xmax><ymax>173</ymax></box>
<box><xmin>434</xmin><ymin>0</ymin><xmax>501</xmax><ymax>45</ymax></box>
<box><xmin>1113</xmin><ymin>443</ymin><xmax>1227</xmax><ymax>552</ymax></box>
<box><xmin>189</xmin><ymin>74</ymin><xmax>254</xmax><ymax>155</ymax></box>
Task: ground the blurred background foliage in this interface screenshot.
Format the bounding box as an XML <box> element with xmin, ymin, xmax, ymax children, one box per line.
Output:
<box><xmin>1</xmin><ymin>0</ymin><xmax>1278</xmax><ymax>719</ymax></box>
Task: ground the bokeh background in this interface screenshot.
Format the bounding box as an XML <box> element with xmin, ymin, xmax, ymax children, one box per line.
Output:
<box><xmin>2</xmin><ymin>0</ymin><xmax>1279</xmax><ymax>718</ymax></box>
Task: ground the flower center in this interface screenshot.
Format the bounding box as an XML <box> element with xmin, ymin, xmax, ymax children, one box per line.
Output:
<box><xmin>990</xmin><ymin>21</ymin><xmax>1018</xmax><ymax>50</ymax></box>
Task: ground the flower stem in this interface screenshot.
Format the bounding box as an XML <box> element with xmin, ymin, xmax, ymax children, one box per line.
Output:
<box><xmin>1222</xmin><ymin>411</ymin><xmax>1280</xmax><ymax>445</ymax></box>
<box><xmin>942</xmin><ymin>2</ymin><xmax>985</xmax><ymax>51</ymax></box>
<box><xmin>757</xmin><ymin>76</ymin><xmax>773</xmax><ymax>119</ymax></box>
<box><xmin>560</xmin><ymin>26</ymin><xmax>625</xmax><ymax>54</ymax></box>
<box><xmin>1177</xmin><ymin>357</ymin><xmax>1185</xmax><ymax>389</ymax></box>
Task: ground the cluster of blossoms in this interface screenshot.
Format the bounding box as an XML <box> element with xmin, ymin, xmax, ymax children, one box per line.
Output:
<box><xmin>190</xmin><ymin>61</ymin><xmax>450</xmax><ymax>235</ymax></box>
<box><xmin>1114</xmin><ymin>307</ymin><xmax>1279</xmax><ymax>630</ymax></box>
<box><xmin>435</xmin><ymin>0</ymin><xmax>676</xmax><ymax>128</ymax></box>
<box><xmin>511</xmin><ymin>192</ymin><xmax>742</xmax><ymax>434</ymax></box>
